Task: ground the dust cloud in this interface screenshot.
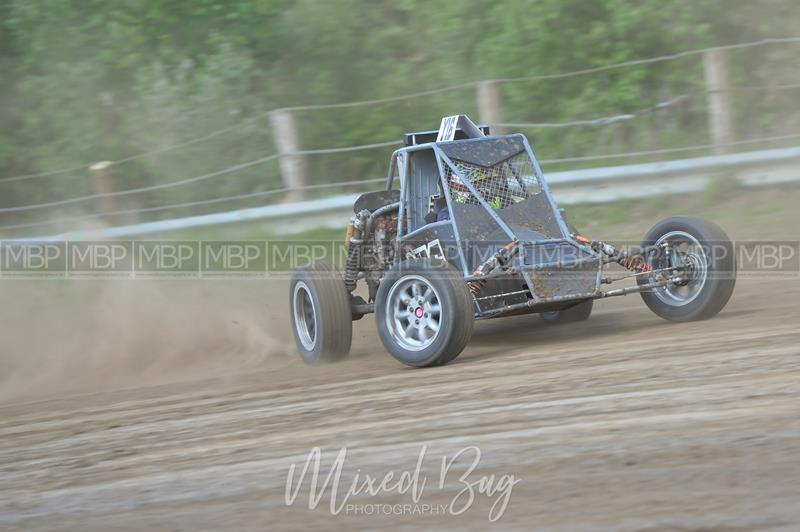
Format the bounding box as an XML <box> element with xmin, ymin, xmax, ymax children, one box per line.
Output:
<box><xmin>0</xmin><ymin>279</ymin><xmax>292</xmax><ymax>402</ymax></box>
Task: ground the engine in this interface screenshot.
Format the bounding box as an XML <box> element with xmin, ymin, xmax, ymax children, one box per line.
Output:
<box><xmin>343</xmin><ymin>191</ymin><xmax>401</xmax><ymax>302</ymax></box>
<box><xmin>363</xmin><ymin>211</ymin><xmax>398</xmax><ymax>273</ymax></box>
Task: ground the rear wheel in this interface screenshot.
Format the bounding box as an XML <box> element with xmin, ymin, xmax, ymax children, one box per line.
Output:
<box><xmin>290</xmin><ymin>262</ymin><xmax>352</xmax><ymax>363</ymax></box>
<box><xmin>375</xmin><ymin>259</ymin><xmax>474</xmax><ymax>367</ymax></box>
<box><xmin>540</xmin><ymin>300</ymin><xmax>593</xmax><ymax>324</ymax></box>
<box><xmin>639</xmin><ymin>217</ymin><xmax>735</xmax><ymax>322</ymax></box>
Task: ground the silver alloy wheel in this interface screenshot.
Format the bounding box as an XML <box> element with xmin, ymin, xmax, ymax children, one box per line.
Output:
<box><xmin>654</xmin><ymin>230</ymin><xmax>708</xmax><ymax>307</ymax></box>
<box><xmin>384</xmin><ymin>275</ymin><xmax>442</xmax><ymax>351</ymax></box>
<box><xmin>293</xmin><ymin>281</ymin><xmax>317</xmax><ymax>351</ymax></box>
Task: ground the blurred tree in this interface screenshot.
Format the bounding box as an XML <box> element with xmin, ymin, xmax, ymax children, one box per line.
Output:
<box><xmin>0</xmin><ymin>0</ymin><xmax>797</xmax><ymax>231</ymax></box>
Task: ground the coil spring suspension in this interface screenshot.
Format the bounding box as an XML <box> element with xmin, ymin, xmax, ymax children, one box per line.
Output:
<box><xmin>574</xmin><ymin>233</ymin><xmax>653</xmax><ymax>275</ymax></box>
<box><xmin>343</xmin><ymin>242</ymin><xmax>361</xmax><ymax>292</ymax></box>
<box><xmin>467</xmin><ymin>241</ymin><xmax>518</xmax><ymax>295</ymax></box>
<box><xmin>618</xmin><ymin>254</ymin><xmax>652</xmax><ymax>274</ymax></box>
<box><xmin>343</xmin><ymin>210</ymin><xmax>370</xmax><ymax>293</ymax></box>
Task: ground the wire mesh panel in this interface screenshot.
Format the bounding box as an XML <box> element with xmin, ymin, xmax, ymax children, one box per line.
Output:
<box><xmin>444</xmin><ymin>152</ymin><xmax>542</xmax><ymax>210</ymax></box>
<box><xmin>441</xmin><ymin>141</ymin><xmax>564</xmax><ymax>240</ymax></box>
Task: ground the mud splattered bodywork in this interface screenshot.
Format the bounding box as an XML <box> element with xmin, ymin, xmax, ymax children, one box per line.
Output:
<box><xmin>338</xmin><ymin>115</ymin><xmax>710</xmax><ymax>324</ymax></box>
<box><xmin>437</xmin><ymin>136</ymin><xmax>600</xmax><ymax>311</ymax></box>
<box><xmin>349</xmin><ymin>116</ymin><xmax>603</xmax><ymax>319</ymax></box>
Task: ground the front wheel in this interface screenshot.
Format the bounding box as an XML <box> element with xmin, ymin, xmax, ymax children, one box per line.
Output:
<box><xmin>375</xmin><ymin>259</ymin><xmax>474</xmax><ymax>367</ymax></box>
<box><xmin>639</xmin><ymin>217</ymin><xmax>735</xmax><ymax>322</ymax></box>
<box><xmin>290</xmin><ymin>262</ymin><xmax>352</xmax><ymax>363</ymax></box>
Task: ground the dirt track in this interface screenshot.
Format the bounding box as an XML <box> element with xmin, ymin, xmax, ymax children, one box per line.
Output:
<box><xmin>1</xmin><ymin>275</ymin><xmax>799</xmax><ymax>530</ymax></box>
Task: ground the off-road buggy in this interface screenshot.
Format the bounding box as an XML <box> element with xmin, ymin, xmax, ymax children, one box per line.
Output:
<box><xmin>290</xmin><ymin>115</ymin><xmax>736</xmax><ymax>367</ymax></box>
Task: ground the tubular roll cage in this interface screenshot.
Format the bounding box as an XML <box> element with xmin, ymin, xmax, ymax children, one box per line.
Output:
<box><xmin>364</xmin><ymin>116</ymin><xmax>679</xmax><ymax>319</ymax></box>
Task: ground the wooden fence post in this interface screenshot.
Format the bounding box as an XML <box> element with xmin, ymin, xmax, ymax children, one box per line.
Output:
<box><xmin>477</xmin><ymin>81</ymin><xmax>504</xmax><ymax>134</ymax></box>
<box><xmin>703</xmin><ymin>49</ymin><xmax>735</xmax><ymax>154</ymax></box>
<box><xmin>89</xmin><ymin>161</ymin><xmax>120</xmax><ymax>216</ymax></box>
<box><xmin>269</xmin><ymin>109</ymin><xmax>309</xmax><ymax>202</ymax></box>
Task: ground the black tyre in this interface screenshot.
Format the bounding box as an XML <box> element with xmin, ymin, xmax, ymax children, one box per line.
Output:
<box><xmin>290</xmin><ymin>262</ymin><xmax>352</xmax><ymax>363</ymax></box>
<box><xmin>639</xmin><ymin>216</ymin><xmax>736</xmax><ymax>322</ymax></box>
<box><xmin>375</xmin><ymin>259</ymin><xmax>474</xmax><ymax>367</ymax></box>
<box><xmin>540</xmin><ymin>300</ymin><xmax>593</xmax><ymax>324</ymax></box>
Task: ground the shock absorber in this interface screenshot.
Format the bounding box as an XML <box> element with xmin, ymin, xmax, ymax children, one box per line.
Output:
<box><xmin>343</xmin><ymin>209</ymin><xmax>370</xmax><ymax>292</ymax></box>
<box><xmin>468</xmin><ymin>240</ymin><xmax>518</xmax><ymax>294</ymax></box>
<box><xmin>573</xmin><ymin>234</ymin><xmax>651</xmax><ymax>274</ymax></box>
<box><xmin>618</xmin><ymin>254</ymin><xmax>652</xmax><ymax>274</ymax></box>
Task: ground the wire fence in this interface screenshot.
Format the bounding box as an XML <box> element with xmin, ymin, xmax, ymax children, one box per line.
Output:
<box><xmin>4</xmin><ymin>131</ymin><xmax>800</xmax><ymax>234</ymax></box>
<box><xmin>0</xmin><ymin>178</ymin><xmax>386</xmax><ymax>231</ymax></box>
<box><xmin>1</xmin><ymin>37</ymin><xmax>799</xmax><ymax>236</ymax></box>
<box><xmin>3</xmin><ymin>37</ymin><xmax>799</xmax><ymax>184</ymax></box>
<box><xmin>2</xmin><ymin>84</ymin><xmax>795</xmax><ymax>186</ymax></box>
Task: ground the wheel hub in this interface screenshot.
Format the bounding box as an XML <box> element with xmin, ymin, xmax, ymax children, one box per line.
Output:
<box><xmin>654</xmin><ymin>231</ymin><xmax>708</xmax><ymax>306</ymax></box>
<box><xmin>384</xmin><ymin>275</ymin><xmax>442</xmax><ymax>351</ymax></box>
<box><xmin>292</xmin><ymin>282</ymin><xmax>317</xmax><ymax>351</ymax></box>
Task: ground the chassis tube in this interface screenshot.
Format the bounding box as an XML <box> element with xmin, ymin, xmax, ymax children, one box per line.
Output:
<box><xmin>351</xmin><ymin>278</ymin><xmax>670</xmax><ymax>319</ymax></box>
<box><xmin>478</xmin><ymin>278</ymin><xmax>671</xmax><ymax>319</ymax></box>
<box><xmin>594</xmin><ymin>278</ymin><xmax>670</xmax><ymax>298</ymax></box>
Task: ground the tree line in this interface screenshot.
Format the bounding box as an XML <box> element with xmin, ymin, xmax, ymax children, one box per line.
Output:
<box><xmin>0</xmin><ymin>0</ymin><xmax>797</xmax><ymax>231</ymax></box>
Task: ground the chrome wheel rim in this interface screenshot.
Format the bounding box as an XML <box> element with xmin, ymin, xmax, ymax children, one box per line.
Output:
<box><xmin>293</xmin><ymin>281</ymin><xmax>317</xmax><ymax>351</ymax></box>
<box><xmin>385</xmin><ymin>275</ymin><xmax>442</xmax><ymax>351</ymax></box>
<box><xmin>654</xmin><ymin>231</ymin><xmax>708</xmax><ymax>306</ymax></box>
